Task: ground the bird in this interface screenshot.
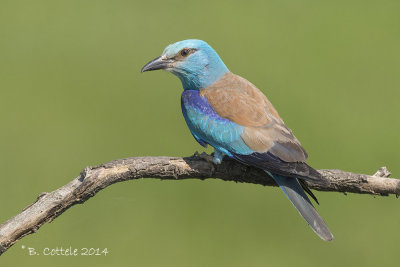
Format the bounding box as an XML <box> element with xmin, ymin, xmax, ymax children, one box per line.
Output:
<box><xmin>141</xmin><ymin>39</ymin><xmax>333</xmax><ymax>241</ymax></box>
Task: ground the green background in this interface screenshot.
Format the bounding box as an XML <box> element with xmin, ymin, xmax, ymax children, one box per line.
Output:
<box><xmin>1</xmin><ymin>0</ymin><xmax>399</xmax><ymax>266</ymax></box>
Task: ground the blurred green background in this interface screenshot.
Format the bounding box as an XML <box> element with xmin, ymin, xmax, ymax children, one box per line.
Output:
<box><xmin>1</xmin><ymin>0</ymin><xmax>399</xmax><ymax>266</ymax></box>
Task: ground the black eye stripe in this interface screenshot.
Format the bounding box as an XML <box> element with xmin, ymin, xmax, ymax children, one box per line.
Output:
<box><xmin>177</xmin><ymin>48</ymin><xmax>197</xmax><ymax>58</ymax></box>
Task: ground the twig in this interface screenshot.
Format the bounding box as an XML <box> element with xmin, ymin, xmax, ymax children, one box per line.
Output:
<box><xmin>0</xmin><ymin>154</ymin><xmax>399</xmax><ymax>255</ymax></box>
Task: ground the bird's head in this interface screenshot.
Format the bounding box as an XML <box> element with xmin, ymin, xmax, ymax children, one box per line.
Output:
<box><xmin>141</xmin><ymin>39</ymin><xmax>229</xmax><ymax>90</ymax></box>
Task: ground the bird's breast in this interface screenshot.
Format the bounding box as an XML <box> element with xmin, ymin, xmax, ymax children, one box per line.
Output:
<box><xmin>180</xmin><ymin>90</ymin><xmax>253</xmax><ymax>155</ymax></box>
<box><xmin>181</xmin><ymin>90</ymin><xmax>226</xmax><ymax>121</ymax></box>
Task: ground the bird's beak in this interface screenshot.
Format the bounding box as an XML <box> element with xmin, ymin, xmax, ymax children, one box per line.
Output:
<box><xmin>141</xmin><ymin>56</ymin><xmax>172</xmax><ymax>73</ymax></box>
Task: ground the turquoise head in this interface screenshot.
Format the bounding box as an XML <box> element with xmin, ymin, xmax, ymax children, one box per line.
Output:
<box><xmin>141</xmin><ymin>39</ymin><xmax>229</xmax><ymax>90</ymax></box>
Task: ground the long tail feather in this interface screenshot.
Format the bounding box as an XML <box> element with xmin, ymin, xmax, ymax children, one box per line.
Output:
<box><xmin>266</xmin><ymin>171</ymin><xmax>334</xmax><ymax>241</ymax></box>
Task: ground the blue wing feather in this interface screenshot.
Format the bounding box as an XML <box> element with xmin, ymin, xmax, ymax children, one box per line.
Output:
<box><xmin>181</xmin><ymin>90</ymin><xmax>323</xmax><ymax>182</ymax></box>
<box><xmin>180</xmin><ymin>87</ymin><xmax>332</xmax><ymax>241</ymax></box>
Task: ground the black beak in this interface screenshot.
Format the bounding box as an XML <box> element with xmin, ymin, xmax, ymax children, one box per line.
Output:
<box><xmin>141</xmin><ymin>56</ymin><xmax>171</xmax><ymax>73</ymax></box>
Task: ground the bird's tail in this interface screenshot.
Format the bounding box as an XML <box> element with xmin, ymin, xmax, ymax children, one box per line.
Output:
<box><xmin>266</xmin><ymin>171</ymin><xmax>334</xmax><ymax>241</ymax></box>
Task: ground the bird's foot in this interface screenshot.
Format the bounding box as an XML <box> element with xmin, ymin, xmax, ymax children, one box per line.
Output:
<box><xmin>212</xmin><ymin>150</ymin><xmax>224</xmax><ymax>165</ymax></box>
<box><xmin>194</xmin><ymin>152</ymin><xmax>215</xmax><ymax>164</ymax></box>
<box><xmin>194</xmin><ymin>152</ymin><xmax>217</xmax><ymax>174</ymax></box>
<box><xmin>193</xmin><ymin>151</ymin><xmax>224</xmax><ymax>173</ymax></box>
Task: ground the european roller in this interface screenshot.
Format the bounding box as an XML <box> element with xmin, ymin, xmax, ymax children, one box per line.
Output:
<box><xmin>141</xmin><ymin>39</ymin><xmax>333</xmax><ymax>241</ymax></box>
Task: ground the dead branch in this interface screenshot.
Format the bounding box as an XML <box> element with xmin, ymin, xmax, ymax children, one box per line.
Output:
<box><xmin>0</xmin><ymin>154</ymin><xmax>399</xmax><ymax>255</ymax></box>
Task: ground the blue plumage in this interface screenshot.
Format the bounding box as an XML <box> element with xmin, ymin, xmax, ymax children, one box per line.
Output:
<box><xmin>163</xmin><ymin>39</ymin><xmax>228</xmax><ymax>90</ymax></box>
<box><xmin>181</xmin><ymin>90</ymin><xmax>253</xmax><ymax>157</ymax></box>
<box><xmin>142</xmin><ymin>39</ymin><xmax>333</xmax><ymax>241</ymax></box>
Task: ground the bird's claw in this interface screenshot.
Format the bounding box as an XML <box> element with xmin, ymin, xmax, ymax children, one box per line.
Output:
<box><xmin>196</xmin><ymin>152</ymin><xmax>215</xmax><ymax>164</ymax></box>
<box><xmin>194</xmin><ymin>151</ymin><xmax>224</xmax><ymax>165</ymax></box>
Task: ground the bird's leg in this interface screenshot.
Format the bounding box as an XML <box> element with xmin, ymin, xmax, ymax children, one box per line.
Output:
<box><xmin>213</xmin><ymin>149</ymin><xmax>224</xmax><ymax>164</ymax></box>
<box><xmin>194</xmin><ymin>150</ymin><xmax>224</xmax><ymax>165</ymax></box>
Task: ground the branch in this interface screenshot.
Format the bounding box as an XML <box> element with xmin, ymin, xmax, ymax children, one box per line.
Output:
<box><xmin>0</xmin><ymin>154</ymin><xmax>399</xmax><ymax>255</ymax></box>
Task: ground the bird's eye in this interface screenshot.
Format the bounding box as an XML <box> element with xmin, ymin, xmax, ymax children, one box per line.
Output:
<box><xmin>180</xmin><ymin>49</ymin><xmax>189</xmax><ymax>57</ymax></box>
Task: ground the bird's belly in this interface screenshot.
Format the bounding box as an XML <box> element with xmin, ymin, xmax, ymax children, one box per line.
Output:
<box><xmin>181</xmin><ymin>90</ymin><xmax>253</xmax><ymax>155</ymax></box>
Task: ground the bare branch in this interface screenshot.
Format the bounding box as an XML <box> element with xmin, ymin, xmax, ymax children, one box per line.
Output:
<box><xmin>0</xmin><ymin>154</ymin><xmax>399</xmax><ymax>255</ymax></box>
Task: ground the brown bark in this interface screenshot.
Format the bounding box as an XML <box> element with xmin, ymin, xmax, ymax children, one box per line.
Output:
<box><xmin>0</xmin><ymin>154</ymin><xmax>398</xmax><ymax>255</ymax></box>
